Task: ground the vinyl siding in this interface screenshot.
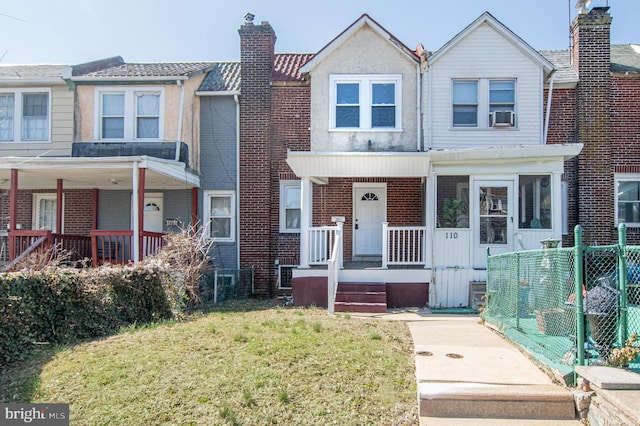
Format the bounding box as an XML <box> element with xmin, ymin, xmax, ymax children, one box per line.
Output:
<box><xmin>427</xmin><ymin>22</ymin><xmax>545</xmax><ymax>149</ymax></box>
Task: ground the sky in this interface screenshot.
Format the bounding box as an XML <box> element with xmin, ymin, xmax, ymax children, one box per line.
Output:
<box><xmin>1</xmin><ymin>0</ymin><xmax>638</xmax><ymax>65</ymax></box>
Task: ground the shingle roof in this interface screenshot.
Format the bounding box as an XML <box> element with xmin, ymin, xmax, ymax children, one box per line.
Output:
<box><xmin>0</xmin><ymin>64</ymin><xmax>67</xmax><ymax>80</ymax></box>
<box><xmin>611</xmin><ymin>44</ymin><xmax>640</xmax><ymax>73</ymax></box>
<box><xmin>539</xmin><ymin>49</ymin><xmax>579</xmax><ymax>83</ymax></box>
<box><xmin>198</xmin><ymin>62</ymin><xmax>241</xmax><ymax>92</ymax></box>
<box><xmin>273</xmin><ymin>53</ymin><xmax>314</xmax><ymax>82</ymax></box>
<box><xmin>80</xmin><ymin>62</ymin><xmax>214</xmax><ymax>78</ymax></box>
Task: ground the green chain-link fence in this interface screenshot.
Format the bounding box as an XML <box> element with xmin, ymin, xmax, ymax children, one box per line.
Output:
<box><xmin>486</xmin><ymin>225</ymin><xmax>640</xmax><ymax>381</ymax></box>
<box><xmin>200</xmin><ymin>268</ymin><xmax>254</xmax><ymax>305</ymax></box>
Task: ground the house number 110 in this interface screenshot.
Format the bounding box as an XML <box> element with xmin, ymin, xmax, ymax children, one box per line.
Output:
<box><xmin>445</xmin><ymin>232</ymin><xmax>459</xmax><ymax>239</ymax></box>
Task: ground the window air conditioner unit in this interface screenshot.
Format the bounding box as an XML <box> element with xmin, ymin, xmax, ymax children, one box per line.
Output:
<box><xmin>490</xmin><ymin>110</ymin><xmax>514</xmax><ymax>127</ymax></box>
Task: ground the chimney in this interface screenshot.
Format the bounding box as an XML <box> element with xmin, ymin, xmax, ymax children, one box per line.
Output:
<box><xmin>571</xmin><ymin>6</ymin><xmax>613</xmax><ymax>244</ymax></box>
<box><xmin>238</xmin><ymin>15</ymin><xmax>276</xmax><ymax>296</ymax></box>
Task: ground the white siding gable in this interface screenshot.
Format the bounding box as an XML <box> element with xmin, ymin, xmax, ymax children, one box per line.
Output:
<box><xmin>308</xmin><ymin>25</ymin><xmax>419</xmax><ymax>152</ymax></box>
<box><xmin>425</xmin><ymin>21</ymin><xmax>546</xmax><ymax>150</ymax></box>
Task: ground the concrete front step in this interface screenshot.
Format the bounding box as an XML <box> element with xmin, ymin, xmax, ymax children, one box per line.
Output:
<box><xmin>334</xmin><ymin>282</ymin><xmax>387</xmax><ymax>313</ymax></box>
<box><xmin>419</xmin><ymin>382</ymin><xmax>576</xmax><ymax>420</ymax></box>
<box><xmin>420</xmin><ymin>417</ymin><xmax>583</xmax><ymax>425</ymax></box>
<box><xmin>334</xmin><ymin>301</ymin><xmax>387</xmax><ymax>313</ymax></box>
<box><xmin>335</xmin><ymin>290</ymin><xmax>387</xmax><ymax>304</ymax></box>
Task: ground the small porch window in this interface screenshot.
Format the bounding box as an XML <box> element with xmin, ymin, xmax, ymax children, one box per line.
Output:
<box><xmin>280</xmin><ymin>181</ymin><xmax>301</xmax><ymax>233</ymax></box>
<box><xmin>436</xmin><ymin>176</ymin><xmax>470</xmax><ymax>228</ymax></box>
<box><xmin>33</xmin><ymin>194</ymin><xmax>61</xmax><ymax>232</ymax></box>
<box><xmin>518</xmin><ymin>175</ymin><xmax>551</xmax><ymax>229</ymax></box>
<box><xmin>616</xmin><ymin>175</ymin><xmax>640</xmax><ymax>227</ymax></box>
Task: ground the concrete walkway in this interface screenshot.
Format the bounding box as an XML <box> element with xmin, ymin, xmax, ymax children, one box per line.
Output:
<box><xmin>352</xmin><ymin>310</ymin><xmax>582</xmax><ymax>425</ymax></box>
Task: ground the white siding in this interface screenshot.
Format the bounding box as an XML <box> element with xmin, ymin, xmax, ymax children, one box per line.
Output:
<box><xmin>426</xmin><ymin>22</ymin><xmax>545</xmax><ymax>149</ymax></box>
<box><xmin>309</xmin><ymin>25</ymin><xmax>418</xmax><ymax>152</ymax></box>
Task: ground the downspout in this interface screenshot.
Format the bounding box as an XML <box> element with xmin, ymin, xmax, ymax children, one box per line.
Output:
<box><xmin>427</xmin><ymin>65</ymin><xmax>433</xmax><ymax>150</ymax></box>
<box><xmin>234</xmin><ymin>94</ymin><xmax>240</xmax><ymax>268</ymax></box>
<box><xmin>543</xmin><ymin>71</ymin><xmax>555</xmax><ymax>144</ymax></box>
<box><xmin>176</xmin><ymin>80</ymin><xmax>185</xmax><ymax>160</ymax></box>
<box><xmin>416</xmin><ymin>63</ymin><xmax>421</xmax><ymax>151</ymax></box>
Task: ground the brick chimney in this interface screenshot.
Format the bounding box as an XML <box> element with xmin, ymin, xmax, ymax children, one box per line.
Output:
<box><xmin>571</xmin><ymin>7</ymin><xmax>613</xmax><ymax>244</ymax></box>
<box><xmin>238</xmin><ymin>16</ymin><xmax>276</xmax><ymax>295</ymax></box>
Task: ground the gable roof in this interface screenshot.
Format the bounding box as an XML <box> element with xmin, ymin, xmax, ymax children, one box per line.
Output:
<box><xmin>430</xmin><ymin>11</ymin><xmax>554</xmax><ymax>75</ymax></box>
<box><xmin>539</xmin><ymin>50</ymin><xmax>579</xmax><ymax>84</ymax></box>
<box><xmin>68</xmin><ymin>56</ymin><xmax>214</xmax><ymax>82</ymax></box>
<box><xmin>299</xmin><ymin>14</ymin><xmax>419</xmax><ymax>73</ymax></box>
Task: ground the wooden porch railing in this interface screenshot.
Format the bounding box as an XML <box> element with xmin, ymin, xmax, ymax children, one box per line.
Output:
<box><xmin>7</xmin><ymin>230</ymin><xmax>92</xmax><ymax>268</ymax></box>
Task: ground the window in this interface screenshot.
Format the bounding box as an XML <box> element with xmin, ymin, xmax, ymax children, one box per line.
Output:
<box><xmin>33</xmin><ymin>194</ymin><xmax>61</xmax><ymax>232</ymax></box>
<box><xmin>519</xmin><ymin>175</ymin><xmax>551</xmax><ymax>229</ymax></box>
<box><xmin>204</xmin><ymin>191</ymin><xmax>235</xmax><ymax>241</ymax></box>
<box><xmin>0</xmin><ymin>90</ymin><xmax>50</xmax><ymax>142</ymax></box>
<box><xmin>616</xmin><ymin>176</ymin><xmax>640</xmax><ymax>227</ymax></box>
<box><xmin>452</xmin><ymin>79</ymin><xmax>516</xmax><ymax>128</ymax></box>
<box><xmin>452</xmin><ymin>81</ymin><xmax>478</xmax><ymax>127</ymax></box>
<box><xmin>436</xmin><ymin>176</ymin><xmax>470</xmax><ymax>228</ymax></box>
<box><xmin>280</xmin><ymin>181</ymin><xmax>301</xmax><ymax>233</ymax></box>
<box><xmin>96</xmin><ymin>88</ymin><xmax>163</xmax><ymax>140</ymax></box>
<box><xmin>331</xmin><ymin>75</ymin><xmax>401</xmax><ymax>130</ymax></box>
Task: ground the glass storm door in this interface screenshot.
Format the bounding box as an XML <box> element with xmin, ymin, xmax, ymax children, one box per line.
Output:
<box><xmin>473</xmin><ymin>181</ymin><xmax>514</xmax><ymax>267</ymax></box>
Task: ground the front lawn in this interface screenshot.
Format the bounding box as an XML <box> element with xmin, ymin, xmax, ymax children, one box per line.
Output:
<box><xmin>2</xmin><ymin>303</ymin><xmax>418</xmax><ymax>425</ymax></box>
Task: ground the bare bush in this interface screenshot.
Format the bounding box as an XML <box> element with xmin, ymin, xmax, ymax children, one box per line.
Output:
<box><xmin>154</xmin><ymin>222</ymin><xmax>214</xmax><ymax>308</ymax></box>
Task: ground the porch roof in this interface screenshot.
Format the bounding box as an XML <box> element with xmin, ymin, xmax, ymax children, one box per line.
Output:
<box><xmin>286</xmin><ymin>144</ymin><xmax>583</xmax><ymax>181</ymax></box>
<box><xmin>0</xmin><ymin>155</ymin><xmax>200</xmax><ymax>190</ymax></box>
<box><xmin>286</xmin><ymin>151</ymin><xmax>431</xmax><ymax>182</ymax></box>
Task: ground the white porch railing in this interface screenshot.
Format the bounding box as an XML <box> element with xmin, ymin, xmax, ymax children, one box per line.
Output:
<box><xmin>382</xmin><ymin>222</ymin><xmax>427</xmax><ymax>269</ymax></box>
<box><xmin>326</xmin><ymin>222</ymin><xmax>343</xmax><ymax>315</ymax></box>
<box><xmin>309</xmin><ymin>225</ymin><xmax>339</xmax><ymax>265</ymax></box>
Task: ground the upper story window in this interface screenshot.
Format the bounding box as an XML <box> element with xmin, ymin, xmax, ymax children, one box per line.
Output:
<box><xmin>616</xmin><ymin>176</ymin><xmax>640</xmax><ymax>227</ymax></box>
<box><xmin>0</xmin><ymin>89</ymin><xmax>50</xmax><ymax>142</ymax></box>
<box><xmin>331</xmin><ymin>75</ymin><xmax>401</xmax><ymax>131</ymax></box>
<box><xmin>96</xmin><ymin>88</ymin><xmax>163</xmax><ymax>140</ymax></box>
<box><xmin>452</xmin><ymin>79</ymin><xmax>516</xmax><ymax>128</ymax></box>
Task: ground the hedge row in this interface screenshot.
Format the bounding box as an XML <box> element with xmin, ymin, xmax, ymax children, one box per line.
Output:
<box><xmin>0</xmin><ymin>261</ymin><xmax>175</xmax><ymax>366</ymax></box>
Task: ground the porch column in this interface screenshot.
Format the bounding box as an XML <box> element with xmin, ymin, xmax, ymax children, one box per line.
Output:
<box><xmin>382</xmin><ymin>222</ymin><xmax>389</xmax><ymax>269</ymax></box>
<box><xmin>8</xmin><ymin>169</ymin><xmax>17</xmax><ymax>260</ymax></box>
<box><xmin>137</xmin><ymin>167</ymin><xmax>146</xmax><ymax>261</ymax></box>
<box><xmin>56</xmin><ymin>179</ymin><xmax>63</xmax><ymax>234</ymax></box>
<box><xmin>92</xmin><ymin>189</ymin><xmax>99</xmax><ymax>230</ymax></box>
<box><xmin>132</xmin><ymin>162</ymin><xmax>140</xmax><ymax>262</ymax></box>
<box><xmin>299</xmin><ymin>177</ymin><xmax>312</xmax><ymax>268</ymax></box>
<box><xmin>191</xmin><ymin>187</ymin><xmax>198</xmax><ymax>226</ymax></box>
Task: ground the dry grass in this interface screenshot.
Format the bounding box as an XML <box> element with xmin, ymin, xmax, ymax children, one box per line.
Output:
<box><xmin>3</xmin><ymin>303</ymin><xmax>418</xmax><ymax>425</ymax></box>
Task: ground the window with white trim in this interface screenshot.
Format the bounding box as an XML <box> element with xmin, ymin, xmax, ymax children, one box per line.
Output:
<box><xmin>616</xmin><ymin>175</ymin><xmax>640</xmax><ymax>227</ymax></box>
<box><xmin>96</xmin><ymin>88</ymin><xmax>163</xmax><ymax>140</ymax></box>
<box><xmin>330</xmin><ymin>75</ymin><xmax>401</xmax><ymax>130</ymax></box>
<box><xmin>204</xmin><ymin>191</ymin><xmax>235</xmax><ymax>241</ymax></box>
<box><xmin>452</xmin><ymin>78</ymin><xmax>516</xmax><ymax>128</ymax></box>
<box><xmin>33</xmin><ymin>194</ymin><xmax>62</xmax><ymax>232</ymax></box>
<box><xmin>280</xmin><ymin>181</ymin><xmax>301</xmax><ymax>233</ymax></box>
<box><xmin>0</xmin><ymin>89</ymin><xmax>50</xmax><ymax>142</ymax></box>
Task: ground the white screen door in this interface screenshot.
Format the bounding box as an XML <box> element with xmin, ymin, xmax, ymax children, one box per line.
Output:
<box><xmin>473</xmin><ymin>180</ymin><xmax>514</xmax><ymax>267</ymax></box>
<box><xmin>353</xmin><ymin>185</ymin><xmax>386</xmax><ymax>256</ymax></box>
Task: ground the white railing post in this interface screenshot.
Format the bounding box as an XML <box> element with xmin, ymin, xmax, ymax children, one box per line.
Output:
<box><xmin>336</xmin><ymin>220</ymin><xmax>344</xmax><ymax>269</ymax></box>
<box><xmin>382</xmin><ymin>222</ymin><xmax>389</xmax><ymax>269</ymax></box>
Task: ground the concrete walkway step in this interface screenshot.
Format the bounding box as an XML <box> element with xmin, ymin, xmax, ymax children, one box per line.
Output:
<box><xmin>420</xmin><ymin>417</ymin><xmax>583</xmax><ymax>425</ymax></box>
<box><xmin>419</xmin><ymin>382</ymin><xmax>576</xmax><ymax>419</ymax></box>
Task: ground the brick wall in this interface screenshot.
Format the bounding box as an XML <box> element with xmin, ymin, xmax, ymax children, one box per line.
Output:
<box><xmin>239</xmin><ymin>21</ymin><xmax>276</xmax><ymax>296</ymax></box>
<box><xmin>572</xmin><ymin>7</ymin><xmax>614</xmax><ymax>244</ymax></box>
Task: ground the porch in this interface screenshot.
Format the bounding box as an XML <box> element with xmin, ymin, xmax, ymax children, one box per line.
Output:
<box><xmin>4</xmin><ymin>229</ymin><xmax>165</xmax><ymax>269</ymax></box>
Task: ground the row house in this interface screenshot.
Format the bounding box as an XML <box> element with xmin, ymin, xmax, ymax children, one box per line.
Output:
<box><xmin>239</xmin><ymin>6</ymin><xmax>639</xmax><ymax>310</ymax></box>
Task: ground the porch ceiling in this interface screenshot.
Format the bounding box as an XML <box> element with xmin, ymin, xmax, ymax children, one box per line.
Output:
<box><xmin>286</xmin><ymin>151</ymin><xmax>432</xmax><ymax>180</ymax></box>
<box><xmin>0</xmin><ymin>156</ymin><xmax>200</xmax><ymax>190</ymax></box>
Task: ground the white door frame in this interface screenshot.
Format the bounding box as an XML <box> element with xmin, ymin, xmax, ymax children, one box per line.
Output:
<box><xmin>353</xmin><ymin>183</ymin><xmax>387</xmax><ymax>257</ymax></box>
<box><xmin>132</xmin><ymin>192</ymin><xmax>164</xmax><ymax>232</ymax></box>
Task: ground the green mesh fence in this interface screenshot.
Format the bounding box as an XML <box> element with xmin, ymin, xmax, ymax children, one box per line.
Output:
<box><xmin>200</xmin><ymin>268</ymin><xmax>254</xmax><ymax>305</ymax></box>
<box><xmin>486</xmin><ymin>227</ymin><xmax>640</xmax><ymax>376</ymax></box>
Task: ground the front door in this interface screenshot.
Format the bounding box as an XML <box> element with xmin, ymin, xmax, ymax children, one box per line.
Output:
<box><xmin>473</xmin><ymin>180</ymin><xmax>514</xmax><ymax>267</ymax></box>
<box><xmin>143</xmin><ymin>194</ymin><xmax>164</xmax><ymax>232</ymax></box>
<box><xmin>353</xmin><ymin>184</ymin><xmax>386</xmax><ymax>256</ymax></box>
